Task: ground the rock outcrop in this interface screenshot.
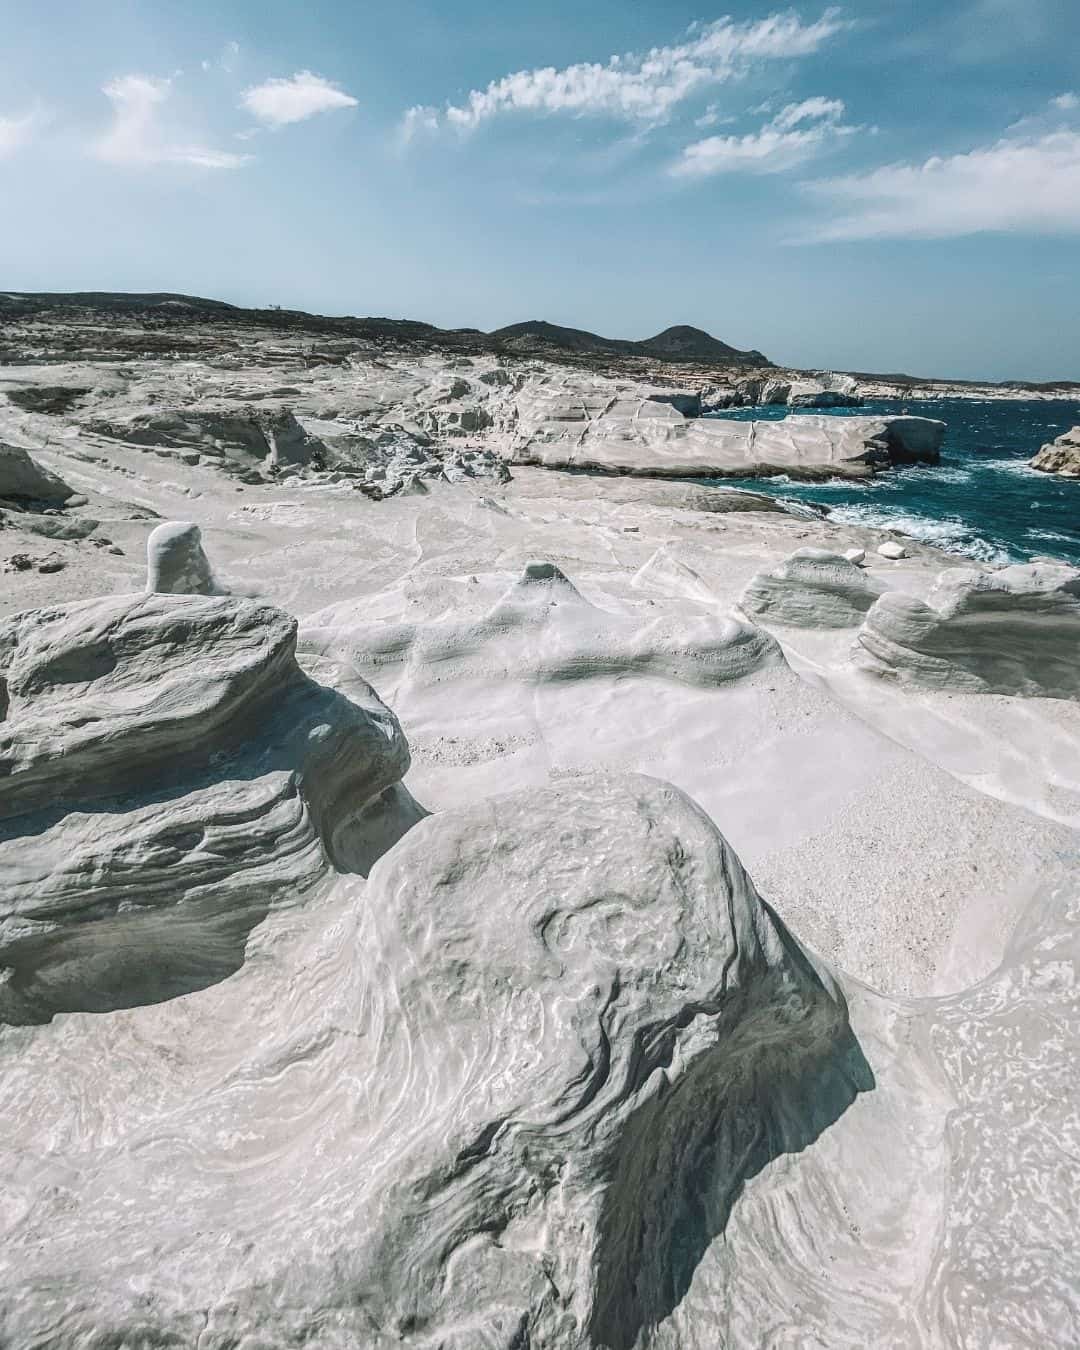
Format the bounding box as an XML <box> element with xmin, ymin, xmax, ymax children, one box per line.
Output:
<box><xmin>88</xmin><ymin>406</ymin><xmax>328</xmax><ymax>475</ymax></box>
<box><xmin>853</xmin><ymin>560</ymin><xmax>1080</xmax><ymax>697</ymax></box>
<box><xmin>302</xmin><ymin>559</ymin><xmax>784</xmax><ymax>690</ymax></box>
<box><xmin>760</xmin><ymin>374</ymin><xmax>860</xmax><ymax>408</ymax></box>
<box><xmin>0</xmin><ymin>443</ymin><xmax>74</xmax><ymax>503</ymax></box>
<box><xmin>1030</xmin><ymin>425</ymin><xmax>1080</xmax><ymax>477</ymax></box>
<box><xmin>0</xmin><ymin>591</ymin><xmax>410</xmax><ymax>1022</ymax></box>
<box><xmin>740</xmin><ymin>548</ymin><xmax>885</xmax><ymax>628</ymax></box>
<box><xmin>509</xmin><ymin>378</ymin><xmax>944</xmax><ymax>480</ymax></box>
<box><xmin>0</xmin><ymin>772</ymin><xmax>862</xmax><ymax>1347</ymax></box>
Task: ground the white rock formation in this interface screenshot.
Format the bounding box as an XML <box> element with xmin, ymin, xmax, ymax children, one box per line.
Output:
<box><xmin>878</xmin><ymin>540</ymin><xmax>907</xmax><ymax>559</ymax></box>
<box><xmin>0</xmin><ymin>591</ymin><xmax>410</xmax><ymax>1022</ymax></box>
<box><xmin>844</xmin><ymin>547</ymin><xmax>866</xmax><ymax>564</ymax></box>
<box><xmin>509</xmin><ymin>377</ymin><xmax>944</xmax><ymax>480</ymax></box>
<box><xmin>0</xmin><ymin>771</ymin><xmax>859</xmax><ymax>1347</ymax></box>
<box><xmin>739</xmin><ymin>548</ymin><xmax>885</xmax><ymax>628</ymax></box>
<box><xmin>145</xmin><ymin>520</ymin><xmax>219</xmax><ymax>594</ymax></box>
<box><xmin>1030</xmin><ymin>425</ymin><xmax>1080</xmax><ymax>477</ymax></box>
<box><xmin>0</xmin><ymin>442</ymin><xmax>74</xmax><ymax>502</ymax></box>
<box><xmin>853</xmin><ymin>560</ymin><xmax>1080</xmax><ymax>696</ymax></box>
<box><xmin>88</xmin><ymin>406</ymin><xmax>327</xmax><ymax>477</ymax></box>
<box><xmin>302</xmin><ymin>559</ymin><xmax>784</xmax><ymax>690</ymax></box>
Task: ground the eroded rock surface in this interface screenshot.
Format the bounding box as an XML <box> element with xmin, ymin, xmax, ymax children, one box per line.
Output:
<box><xmin>739</xmin><ymin>548</ymin><xmax>885</xmax><ymax>628</ymax></box>
<box><xmin>302</xmin><ymin>559</ymin><xmax>784</xmax><ymax>689</ymax></box>
<box><xmin>1030</xmin><ymin>425</ymin><xmax>1080</xmax><ymax>477</ymax></box>
<box><xmin>853</xmin><ymin>560</ymin><xmax>1080</xmax><ymax>696</ymax></box>
<box><xmin>0</xmin><ymin>591</ymin><xmax>409</xmax><ymax>1022</ymax></box>
<box><xmin>509</xmin><ymin>377</ymin><xmax>943</xmax><ymax>479</ymax></box>
<box><xmin>0</xmin><ymin>772</ymin><xmax>862</xmax><ymax>1348</ymax></box>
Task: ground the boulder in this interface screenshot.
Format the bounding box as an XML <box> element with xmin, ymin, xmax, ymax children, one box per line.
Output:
<box><xmin>0</xmin><ymin>509</ymin><xmax>98</xmax><ymax>541</ymax></box>
<box><xmin>852</xmin><ymin>560</ymin><xmax>1080</xmax><ymax>697</ymax></box>
<box><xmin>1030</xmin><ymin>426</ymin><xmax>1080</xmax><ymax>477</ymax></box>
<box><xmin>0</xmin><ymin>443</ymin><xmax>74</xmax><ymax>503</ymax></box>
<box><xmin>145</xmin><ymin>520</ymin><xmax>218</xmax><ymax>595</ymax></box>
<box><xmin>844</xmin><ymin>547</ymin><xmax>866</xmax><ymax>564</ymax></box>
<box><xmin>739</xmin><ymin>548</ymin><xmax>885</xmax><ymax>628</ymax></box>
<box><xmin>878</xmin><ymin>540</ymin><xmax>907</xmax><ymax>560</ymax></box>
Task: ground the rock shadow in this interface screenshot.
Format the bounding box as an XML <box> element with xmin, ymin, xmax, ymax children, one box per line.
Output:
<box><xmin>588</xmin><ymin>908</ymin><xmax>875</xmax><ymax>1350</ymax></box>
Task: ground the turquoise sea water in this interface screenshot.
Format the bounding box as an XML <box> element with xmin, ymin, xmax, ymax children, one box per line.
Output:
<box><xmin>707</xmin><ymin>399</ymin><xmax>1080</xmax><ymax>566</ymax></box>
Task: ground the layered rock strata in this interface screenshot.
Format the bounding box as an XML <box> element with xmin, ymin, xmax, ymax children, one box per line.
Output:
<box><xmin>853</xmin><ymin>560</ymin><xmax>1080</xmax><ymax>696</ymax></box>
<box><xmin>0</xmin><ymin>590</ymin><xmax>410</xmax><ymax>1022</ymax></box>
<box><xmin>739</xmin><ymin>548</ymin><xmax>886</xmax><ymax>628</ymax></box>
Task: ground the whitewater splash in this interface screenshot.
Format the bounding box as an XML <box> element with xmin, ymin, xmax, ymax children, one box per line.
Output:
<box><xmin>825</xmin><ymin>502</ymin><xmax>1013</xmax><ymax>565</ymax></box>
<box><xmin>708</xmin><ymin>398</ymin><xmax>1080</xmax><ymax>568</ymax></box>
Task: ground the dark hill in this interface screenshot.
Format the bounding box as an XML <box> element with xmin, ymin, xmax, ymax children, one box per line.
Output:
<box><xmin>0</xmin><ymin>292</ymin><xmax>770</xmax><ymax>367</ymax></box>
<box><xmin>488</xmin><ymin>318</ymin><xmax>769</xmax><ymax>366</ymax></box>
<box><xmin>640</xmin><ymin>325</ymin><xmax>771</xmax><ymax>365</ymax></box>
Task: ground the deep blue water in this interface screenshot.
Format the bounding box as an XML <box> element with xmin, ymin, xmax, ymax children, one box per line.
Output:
<box><xmin>707</xmin><ymin>399</ymin><xmax>1080</xmax><ymax>566</ymax></box>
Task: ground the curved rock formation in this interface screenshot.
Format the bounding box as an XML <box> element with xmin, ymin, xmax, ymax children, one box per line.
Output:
<box><xmin>1030</xmin><ymin>425</ymin><xmax>1080</xmax><ymax>477</ymax></box>
<box><xmin>302</xmin><ymin>560</ymin><xmax>784</xmax><ymax>690</ymax></box>
<box><xmin>739</xmin><ymin>548</ymin><xmax>885</xmax><ymax>628</ymax></box>
<box><xmin>0</xmin><ymin>591</ymin><xmax>410</xmax><ymax>1023</ymax></box>
<box><xmin>145</xmin><ymin>520</ymin><xmax>219</xmax><ymax>594</ymax></box>
<box><xmin>0</xmin><ymin>772</ymin><xmax>864</xmax><ymax>1347</ymax></box>
<box><xmin>853</xmin><ymin>560</ymin><xmax>1080</xmax><ymax>697</ymax></box>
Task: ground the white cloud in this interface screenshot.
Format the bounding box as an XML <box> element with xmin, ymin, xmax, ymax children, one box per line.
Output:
<box><xmin>241</xmin><ymin>71</ymin><xmax>358</xmax><ymax>126</ymax></box>
<box><xmin>202</xmin><ymin>41</ymin><xmax>241</xmax><ymax>75</ymax></box>
<box><xmin>803</xmin><ymin>129</ymin><xmax>1080</xmax><ymax>240</ymax></box>
<box><xmin>0</xmin><ymin>110</ymin><xmax>37</xmax><ymax>158</ymax></box>
<box><xmin>1052</xmin><ymin>92</ymin><xmax>1078</xmax><ymax>112</ymax></box>
<box><xmin>770</xmin><ymin>95</ymin><xmax>845</xmax><ymax>130</ymax></box>
<box><xmin>672</xmin><ymin>96</ymin><xmax>855</xmax><ymax>177</ymax></box>
<box><xmin>95</xmin><ymin>74</ymin><xmax>248</xmax><ymax>169</ymax></box>
<box><xmin>409</xmin><ymin>9</ymin><xmax>846</xmax><ymax>136</ymax></box>
<box><xmin>399</xmin><ymin>103</ymin><xmax>441</xmax><ymax>145</ymax></box>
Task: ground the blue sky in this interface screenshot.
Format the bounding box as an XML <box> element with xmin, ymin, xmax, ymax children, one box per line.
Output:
<box><xmin>2</xmin><ymin>0</ymin><xmax>1078</xmax><ymax>380</ymax></box>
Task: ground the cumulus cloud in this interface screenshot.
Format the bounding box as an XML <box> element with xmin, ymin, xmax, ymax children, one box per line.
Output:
<box><xmin>0</xmin><ymin>110</ymin><xmax>38</xmax><ymax>158</ymax></box>
<box><xmin>1052</xmin><ymin>92</ymin><xmax>1078</xmax><ymax>112</ymax></box>
<box><xmin>672</xmin><ymin>96</ymin><xmax>855</xmax><ymax>176</ymax></box>
<box><xmin>95</xmin><ymin>74</ymin><xmax>247</xmax><ymax>168</ymax></box>
<box><xmin>241</xmin><ymin>71</ymin><xmax>358</xmax><ymax>126</ymax></box>
<box><xmin>803</xmin><ymin>129</ymin><xmax>1080</xmax><ymax>240</ymax></box>
<box><xmin>405</xmin><ymin>9</ymin><xmax>846</xmax><ymax>137</ymax></box>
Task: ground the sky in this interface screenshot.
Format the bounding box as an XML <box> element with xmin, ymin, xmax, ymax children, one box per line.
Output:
<box><xmin>1</xmin><ymin>0</ymin><xmax>1079</xmax><ymax>380</ymax></box>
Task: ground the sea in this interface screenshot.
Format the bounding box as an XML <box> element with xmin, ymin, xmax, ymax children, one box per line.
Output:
<box><xmin>706</xmin><ymin>399</ymin><xmax>1080</xmax><ymax>567</ymax></box>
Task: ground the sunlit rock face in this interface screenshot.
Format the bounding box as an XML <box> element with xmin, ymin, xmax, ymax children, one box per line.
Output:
<box><xmin>508</xmin><ymin>375</ymin><xmax>943</xmax><ymax>480</ymax></box>
<box><xmin>0</xmin><ymin>590</ymin><xmax>410</xmax><ymax>1023</ymax></box>
<box><xmin>302</xmin><ymin>559</ymin><xmax>785</xmax><ymax>690</ymax></box>
<box><xmin>853</xmin><ymin>560</ymin><xmax>1080</xmax><ymax>697</ymax></box>
<box><xmin>1030</xmin><ymin>425</ymin><xmax>1080</xmax><ymax>477</ymax></box>
<box><xmin>0</xmin><ymin>771</ymin><xmax>862</xmax><ymax>1348</ymax></box>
